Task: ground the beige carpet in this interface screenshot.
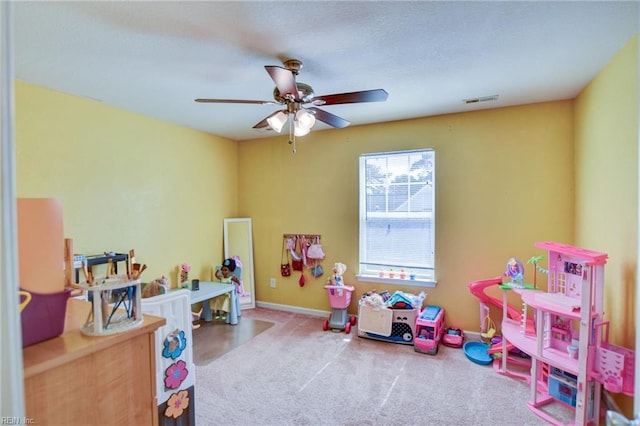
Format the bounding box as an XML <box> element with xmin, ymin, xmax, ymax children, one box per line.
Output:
<box><xmin>192</xmin><ymin>316</ymin><xmax>274</xmax><ymax>366</ymax></box>
<box><xmin>195</xmin><ymin>308</ymin><xmax>578</xmax><ymax>426</ymax></box>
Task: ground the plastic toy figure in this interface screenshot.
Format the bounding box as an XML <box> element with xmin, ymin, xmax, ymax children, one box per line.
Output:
<box><xmin>504</xmin><ymin>257</ymin><xmax>525</xmax><ymax>287</ymax></box>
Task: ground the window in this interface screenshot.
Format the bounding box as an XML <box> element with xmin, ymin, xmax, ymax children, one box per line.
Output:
<box><xmin>358</xmin><ymin>149</ymin><xmax>436</xmax><ymax>286</ymax></box>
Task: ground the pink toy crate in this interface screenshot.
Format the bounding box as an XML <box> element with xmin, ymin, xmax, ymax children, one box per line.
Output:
<box><xmin>325</xmin><ymin>285</ymin><xmax>354</xmax><ymax>309</ymax></box>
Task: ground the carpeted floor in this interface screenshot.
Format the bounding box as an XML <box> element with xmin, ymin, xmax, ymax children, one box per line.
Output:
<box><xmin>192</xmin><ymin>316</ymin><xmax>274</xmax><ymax>366</ymax></box>
<box><xmin>194</xmin><ymin>307</ymin><xmax>580</xmax><ymax>426</ymax></box>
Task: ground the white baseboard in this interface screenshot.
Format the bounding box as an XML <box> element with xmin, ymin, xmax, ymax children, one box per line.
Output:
<box><xmin>463</xmin><ymin>330</ymin><xmax>482</xmax><ymax>341</ymax></box>
<box><xmin>255</xmin><ymin>301</ymin><xmax>330</xmax><ymax>318</ymax></box>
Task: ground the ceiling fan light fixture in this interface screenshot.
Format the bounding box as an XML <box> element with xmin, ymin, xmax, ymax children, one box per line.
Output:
<box><xmin>295</xmin><ymin>109</ymin><xmax>316</xmax><ymax>130</ymax></box>
<box><xmin>294</xmin><ymin>123</ymin><xmax>311</xmax><ymax>137</ymax></box>
<box><xmin>266</xmin><ymin>111</ymin><xmax>288</xmax><ymax>133</ymax></box>
<box><xmin>196</xmin><ymin>58</ymin><xmax>388</xmax><ymax>150</ymax></box>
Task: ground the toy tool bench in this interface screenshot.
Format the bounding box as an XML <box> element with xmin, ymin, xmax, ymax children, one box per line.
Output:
<box><xmin>357</xmin><ymin>290</ymin><xmax>425</xmax><ymax>345</ymax></box>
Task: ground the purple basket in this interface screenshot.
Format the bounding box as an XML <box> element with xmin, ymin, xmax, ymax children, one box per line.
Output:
<box><xmin>20</xmin><ymin>288</ymin><xmax>71</xmax><ymax>347</ymax></box>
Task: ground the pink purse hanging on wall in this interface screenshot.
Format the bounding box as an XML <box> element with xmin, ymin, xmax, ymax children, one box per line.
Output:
<box><xmin>291</xmin><ymin>236</ymin><xmax>304</xmax><ymax>271</ymax></box>
<box><xmin>306</xmin><ymin>236</ymin><xmax>325</xmax><ymax>278</ymax></box>
<box><xmin>307</xmin><ymin>236</ymin><xmax>325</xmax><ymax>260</ymax></box>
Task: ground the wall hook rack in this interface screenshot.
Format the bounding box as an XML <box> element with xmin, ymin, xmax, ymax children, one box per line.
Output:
<box><xmin>283</xmin><ymin>233</ymin><xmax>321</xmax><ymax>240</ymax></box>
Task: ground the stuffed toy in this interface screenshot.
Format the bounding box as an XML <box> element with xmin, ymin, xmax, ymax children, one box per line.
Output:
<box><xmin>142</xmin><ymin>276</ymin><xmax>168</xmax><ymax>298</ymax></box>
<box><xmin>327</xmin><ymin>262</ymin><xmax>347</xmax><ymax>286</ymax></box>
<box><xmin>360</xmin><ymin>290</ymin><xmax>385</xmax><ymax>308</ymax></box>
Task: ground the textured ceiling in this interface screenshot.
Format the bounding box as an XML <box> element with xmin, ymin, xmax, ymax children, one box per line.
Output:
<box><xmin>13</xmin><ymin>1</ymin><xmax>639</xmax><ymax>141</ymax></box>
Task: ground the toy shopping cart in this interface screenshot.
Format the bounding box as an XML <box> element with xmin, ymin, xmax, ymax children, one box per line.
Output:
<box><xmin>322</xmin><ymin>285</ymin><xmax>357</xmax><ymax>333</ymax></box>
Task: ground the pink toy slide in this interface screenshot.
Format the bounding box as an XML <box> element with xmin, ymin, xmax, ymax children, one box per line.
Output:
<box><xmin>468</xmin><ymin>277</ymin><xmax>534</xmax><ymax>354</ymax></box>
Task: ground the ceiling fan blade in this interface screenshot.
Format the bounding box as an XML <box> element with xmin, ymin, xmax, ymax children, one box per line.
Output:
<box><xmin>308</xmin><ymin>107</ymin><xmax>350</xmax><ymax>129</ymax></box>
<box><xmin>312</xmin><ymin>89</ymin><xmax>388</xmax><ymax>106</ymax></box>
<box><xmin>195</xmin><ymin>98</ymin><xmax>276</xmax><ymax>105</ymax></box>
<box><xmin>252</xmin><ymin>117</ymin><xmax>271</xmax><ymax>129</ymax></box>
<box><xmin>252</xmin><ymin>110</ymin><xmax>285</xmax><ymax>130</ymax></box>
<box><xmin>265</xmin><ymin>66</ymin><xmax>299</xmax><ymax>101</ymax></box>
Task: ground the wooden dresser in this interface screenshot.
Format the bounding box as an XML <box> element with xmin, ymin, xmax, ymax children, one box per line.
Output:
<box><xmin>22</xmin><ymin>299</ymin><xmax>165</xmax><ymax>425</ymax></box>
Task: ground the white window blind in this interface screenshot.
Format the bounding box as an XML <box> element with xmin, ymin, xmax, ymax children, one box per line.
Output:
<box><xmin>358</xmin><ymin>149</ymin><xmax>435</xmax><ymax>285</ymax></box>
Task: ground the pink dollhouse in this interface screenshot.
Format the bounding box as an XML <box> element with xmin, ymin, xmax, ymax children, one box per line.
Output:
<box><xmin>497</xmin><ymin>242</ymin><xmax>634</xmax><ymax>425</ymax></box>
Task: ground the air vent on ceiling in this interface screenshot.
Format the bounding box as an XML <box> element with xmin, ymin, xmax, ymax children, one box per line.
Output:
<box><xmin>463</xmin><ymin>94</ymin><xmax>499</xmax><ymax>104</ymax></box>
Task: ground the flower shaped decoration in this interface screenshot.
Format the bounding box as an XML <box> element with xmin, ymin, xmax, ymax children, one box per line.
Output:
<box><xmin>164</xmin><ymin>390</ymin><xmax>190</xmax><ymax>419</ymax></box>
<box><xmin>164</xmin><ymin>359</ymin><xmax>188</xmax><ymax>389</ymax></box>
<box><xmin>162</xmin><ymin>329</ymin><xmax>187</xmax><ymax>360</ymax></box>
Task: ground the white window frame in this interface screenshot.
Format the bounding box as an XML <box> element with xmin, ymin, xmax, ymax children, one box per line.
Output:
<box><xmin>357</xmin><ymin>149</ymin><xmax>437</xmax><ymax>287</ymax></box>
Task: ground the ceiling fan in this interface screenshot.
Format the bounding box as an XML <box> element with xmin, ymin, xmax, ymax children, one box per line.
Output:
<box><xmin>195</xmin><ymin>59</ymin><xmax>388</xmax><ymax>139</ymax></box>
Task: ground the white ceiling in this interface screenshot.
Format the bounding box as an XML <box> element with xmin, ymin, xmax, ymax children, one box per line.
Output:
<box><xmin>13</xmin><ymin>1</ymin><xmax>639</xmax><ymax>141</ymax></box>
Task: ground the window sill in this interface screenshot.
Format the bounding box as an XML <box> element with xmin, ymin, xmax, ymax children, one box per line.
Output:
<box><xmin>356</xmin><ymin>275</ymin><xmax>438</xmax><ymax>288</ymax></box>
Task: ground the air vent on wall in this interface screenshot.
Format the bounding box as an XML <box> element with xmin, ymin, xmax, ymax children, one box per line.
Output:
<box><xmin>463</xmin><ymin>94</ymin><xmax>499</xmax><ymax>104</ymax></box>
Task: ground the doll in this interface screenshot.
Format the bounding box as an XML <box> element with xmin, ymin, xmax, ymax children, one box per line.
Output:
<box><xmin>504</xmin><ymin>257</ymin><xmax>524</xmax><ymax>287</ymax></box>
<box><xmin>211</xmin><ymin>258</ymin><xmax>241</xmax><ymax>319</ymax></box>
<box><xmin>327</xmin><ymin>262</ymin><xmax>347</xmax><ymax>286</ymax></box>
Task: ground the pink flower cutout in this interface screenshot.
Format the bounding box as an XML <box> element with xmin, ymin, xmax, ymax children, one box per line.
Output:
<box><xmin>164</xmin><ymin>360</ymin><xmax>188</xmax><ymax>389</ymax></box>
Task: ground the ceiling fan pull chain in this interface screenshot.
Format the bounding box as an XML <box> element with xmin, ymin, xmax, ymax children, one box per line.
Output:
<box><xmin>288</xmin><ymin>115</ymin><xmax>297</xmax><ymax>153</ymax></box>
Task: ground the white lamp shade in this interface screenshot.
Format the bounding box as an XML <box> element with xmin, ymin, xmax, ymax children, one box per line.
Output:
<box><xmin>295</xmin><ymin>109</ymin><xmax>316</xmax><ymax>129</ymax></box>
<box><xmin>294</xmin><ymin>123</ymin><xmax>311</xmax><ymax>137</ymax></box>
<box><xmin>266</xmin><ymin>111</ymin><xmax>288</xmax><ymax>133</ymax></box>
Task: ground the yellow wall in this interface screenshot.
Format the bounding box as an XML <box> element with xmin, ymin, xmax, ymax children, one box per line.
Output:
<box><xmin>239</xmin><ymin>101</ymin><xmax>575</xmax><ymax>329</ymax></box>
<box><xmin>574</xmin><ymin>34</ymin><xmax>638</xmax><ymax>415</ymax></box>
<box><xmin>15</xmin><ymin>81</ymin><xmax>238</xmax><ymax>286</ymax></box>
<box><xmin>15</xmin><ymin>34</ymin><xmax>638</xmax><ymax>340</ymax></box>
<box><xmin>13</xmin><ymin>32</ymin><xmax>638</xmax><ymax>419</ymax></box>
<box><xmin>575</xmin><ymin>35</ymin><xmax>638</xmax><ymax>348</ymax></box>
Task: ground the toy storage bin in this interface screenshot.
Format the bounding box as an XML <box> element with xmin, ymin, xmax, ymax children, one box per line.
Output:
<box><xmin>357</xmin><ymin>304</ymin><xmax>419</xmax><ymax>345</ymax></box>
<box><xmin>20</xmin><ymin>287</ymin><xmax>71</xmax><ymax>347</ymax></box>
